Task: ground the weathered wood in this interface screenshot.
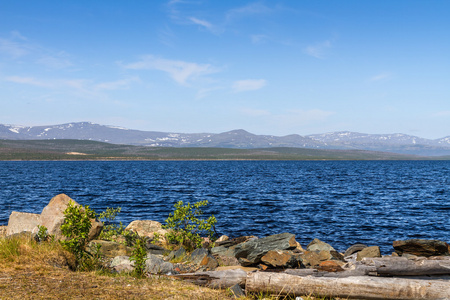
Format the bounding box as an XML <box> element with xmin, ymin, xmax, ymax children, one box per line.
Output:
<box><xmin>284</xmin><ymin>266</ymin><xmax>376</xmax><ymax>278</ymax></box>
<box><xmin>284</xmin><ymin>269</ymin><xmax>319</xmax><ymax>276</ymax></box>
<box><xmin>246</xmin><ymin>272</ymin><xmax>450</xmax><ymax>300</ymax></box>
<box><xmin>375</xmin><ymin>257</ymin><xmax>450</xmax><ymax>276</ymax></box>
<box><xmin>362</xmin><ymin>257</ymin><xmax>450</xmax><ymax>276</ymax></box>
<box><xmin>171</xmin><ymin>269</ymin><xmax>247</xmax><ymax>289</ymax></box>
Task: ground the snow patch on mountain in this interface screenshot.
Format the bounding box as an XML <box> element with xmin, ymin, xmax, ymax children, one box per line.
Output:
<box><xmin>1</xmin><ymin>122</ymin><xmax>450</xmax><ymax>156</ymax></box>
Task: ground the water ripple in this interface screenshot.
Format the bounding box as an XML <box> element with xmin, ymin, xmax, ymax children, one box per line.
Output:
<box><xmin>0</xmin><ymin>160</ymin><xmax>449</xmax><ymax>254</ymax></box>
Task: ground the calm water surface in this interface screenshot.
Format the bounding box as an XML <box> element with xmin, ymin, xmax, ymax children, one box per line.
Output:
<box><xmin>0</xmin><ymin>160</ymin><xmax>448</xmax><ymax>253</ymax></box>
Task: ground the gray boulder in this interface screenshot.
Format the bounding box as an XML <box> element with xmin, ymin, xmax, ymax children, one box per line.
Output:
<box><xmin>110</xmin><ymin>256</ymin><xmax>134</xmax><ymax>273</ymax></box>
<box><xmin>211</xmin><ymin>245</ymin><xmax>236</xmax><ymax>257</ymax></box>
<box><xmin>88</xmin><ymin>240</ymin><xmax>133</xmax><ymax>258</ymax></box>
<box><xmin>234</xmin><ymin>233</ymin><xmax>298</xmax><ymax>266</ymax></box>
<box><xmin>356</xmin><ymin>246</ymin><xmax>381</xmax><ymax>261</ymax></box>
<box><xmin>261</xmin><ymin>250</ymin><xmax>303</xmax><ymax>268</ymax></box>
<box><xmin>39</xmin><ymin>194</ymin><xmax>102</xmax><ymax>240</ymax></box>
<box><xmin>125</xmin><ymin>220</ymin><xmax>168</xmax><ymax>239</ymax></box>
<box><xmin>167</xmin><ymin>247</ymin><xmax>187</xmax><ymax>261</ymax></box>
<box><xmin>190</xmin><ymin>248</ymin><xmax>209</xmax><ymax>265</ymax></box>
<box><xmin>307</xmin><ymin>238</ymin><xmax>336</xmax><ymax>252</ymax></box>
<box><xmin>344</xmin><ymin>243</ymin><xmax>368</xmax><ymax>257</ymax></box>
<box><xmin>145</xmin><ymin>254</ymin><xmax>174</xmax><ymax>275</ymax></box>
<box><xmin>393</xmin><ymin>239</ymin><xmax>450</xmax><ymax>257</ymax></box>
<box><xmin>6</xmin><ymin>211</ymin><xmax>40</xmax><ymax>236</ymax></box>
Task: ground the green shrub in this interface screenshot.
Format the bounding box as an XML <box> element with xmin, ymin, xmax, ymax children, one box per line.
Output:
<box><xmin>163</xmin><ymin>200</ymin><xmax>217</xmax><ymax>251</ymax></box>
<box><xmin>36</xmin><ymin>225</ymin><xmax>49</xmax><ymax>242</ymax></box>
<box><xmin>60</xmin><ymin>200</ymin><xmax>97</xmax><ymax>270</ymax></box>
<box><xmin>130</xmin><ymin>237</ymin><xmax>147</xmax><ymax>278</ymax></box>
<box><xmin>97</xmin><ymin>207</ymin><xmax>125</xmax><ymax>241</ymax></box>
<box><xmin>122</xmin><ymin>229</ymin><xmax>140</xmax><ymax>247</ymax></box>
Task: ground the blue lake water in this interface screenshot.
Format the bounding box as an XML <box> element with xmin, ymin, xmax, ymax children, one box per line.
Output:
<box><xmin>0</xmin><ymin>160</ymin><xmax>448</xmax><ymax>254</ymax></box>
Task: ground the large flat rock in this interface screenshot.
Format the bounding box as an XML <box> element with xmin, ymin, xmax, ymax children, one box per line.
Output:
<box><xmin>393</xmin><ymin>239</ymin><xmax>450</xmax><ymax>257</ymax></box>
<box><xmin>6</xmin><ymin>211</ymin><xmax>40</xmax><ymax>236</ymax></box>
<box><xmin>125</xmin><ymin>220</ymin><xmax>168</xmax><ymax>239</ymax></box>
<box><xmin>234</xmin><ymin>232</ymin><xmax>298</xmax><ymax>266</ymax></box>
<box><xmin>39</xmin><ymin>194</ymin><xmax>102</xmax><ymax>240</ymax></box>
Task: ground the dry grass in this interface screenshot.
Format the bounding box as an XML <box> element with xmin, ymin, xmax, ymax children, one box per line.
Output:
<box><xmin>0</xmin><ymin>235</ymin><xmax>338</xmax><ymax>300</ymax></box>
<box><xmin>0</xmin><ymin>235</ymin><xmax>235</xmax><ymax>300</ymax></box>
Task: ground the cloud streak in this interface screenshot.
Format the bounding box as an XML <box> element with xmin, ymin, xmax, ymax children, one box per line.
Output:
<box><xmin>304</xmin><ymin>40</ymin><xmax>331</xmax><ymax>59</ymax></box>
<box><xmin>434</xmin><ymin>111</ymin><xmax>450</xmax><ymax>117</ymax></box>
<box><xmin>124</xmin><ymin>55</ymin><xmax>219</xmax><ymax>85</ymax></box>
<box><xmin>0</xmin><ymin>38</ymin><xmax>30</xmax><ymax>58</ymax></box>
<box><xmin>95</xmin><ymin>77</ymin><xmax>140</xmax><ymax>90</ymax></box>
<box><xmin>189</xmin><ymin>17</ymin><xmax>213</xmax><ymax>30</ymax></box>
<box><xmin>232</xmin><ymin>79</ymin><xmax>266</xmax><ymax>92</ymax></box>
<box><xmin>0</xmin><ymin>31</ymin><xmax>74</xmax><ymax>69</ymax></box>
<box><xmin>370</xmin><ymin>72</ymin><xmax>391</xmax><ymax>81</ymax></box>
<box><xmin>36</xmin><ymin>54</ymin><xmax>73</xmax><ymax>69</ymax></box>
<box><xmin>5</xmin><ymin>76</ymin><xmax>54</xmax><ymax>88</ymax></box>
<box><xmin>226</xmin><ymin>2</ymin><xmax>273</xmax><ymax>20</ymax></box>
<box><xmin>5</xmin><ymin>75</ymin><xmax>138</xmax><ymax>95</ymax></box>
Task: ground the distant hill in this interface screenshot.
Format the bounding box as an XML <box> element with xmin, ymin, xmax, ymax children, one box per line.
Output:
<box><xmin>0</xmin><ymin>139</ymin><xmax>439</xmax><ymax>161</ymax></box>
<box><xmin>1</xmin><ymin>122</ymin><xmax>450</xmax><ymax>156</ymax></box>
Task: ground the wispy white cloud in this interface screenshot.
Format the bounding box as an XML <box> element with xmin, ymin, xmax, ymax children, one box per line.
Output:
<box><xmin>5</xmin><ymin>76</ymin><xmax>54</xmax><ymax>88</ymax></box>
<box><xmin>232</xmin><ymin>79</ymin><xmax>266</xmax><ymax>92</ymax></box>
<box><xmin>189</xmin><ymin>17</ymin><xmax>213</xmax><ymax>30</ymax></box>
<box><xmin>0</xmin><ymin>38</ymin><xmax>30</xmax><ymax>58</ymax></box>
<box><xmin>196</xmin><ymin>86</ymin><xmax>224</xmax><ymax>99</ymax></box>
<box><xmin>226</xmin><ymin>2</ymin><xmax>272</xmax><ymax>20</ymax></box>
<box><xmin>36</xmin><ymin>54</ymin><xmax>73</xmax><ymax>69</ymax></box>
<box><xmin>5</xmin><ymin>75</ymin><xmax>138</xmax><ymax>95</ymax></box>
<box><xmin>434</xmin><ymin>111</ymin><xmax>450</xmax><ymax>117</ymax></box>
<box><xmin>10</xmin><ymin>30</ymin><xmax>27</xmax><ymax>41</ymax></box>
<box><xmin>0</xmin><ymin>31</ymin><xmax>74</xmax><ymax>69</ymax></box>
<box><xmin>251</xmin><ymin>34</ymin><xmax>269</xmax><ymax>44</ymax></box>
<box><xmin>5</xmin><ymin>76</ymin><xmax>91</xmax><ymax>92</ymax></box>
<box><xmin>124</xmin><ymin>55</ymin><xmax>219</xmax><ymax>86</ymax></box>
<box><xmin>304</xmin><ymin>40</ymin><xmax>331</xmax><ymax>59</ymax></box>
<box><xmin>370</xmin><ymin>72</ymin><xmax>391</xmax><ymax>82</ymax></box>
<box><xmin>95</xmin><ymin>77</ymin><xmax>140</xmax><ymax>90</ymax></box>
<box><xmin>158</xmin><ymin>25</ymin><xmax>177</xmax><ymax>47</ymax></box>
<box><xmin>188</xmin><ymin>17</ymin><xmax>223</xmax><ymax>34</ymax></box>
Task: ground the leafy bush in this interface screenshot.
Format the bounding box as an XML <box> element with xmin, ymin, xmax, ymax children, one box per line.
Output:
<box><xmin>122</xmin><ymin>229</ymin><xmax>140</xmax><ymax>247</ymax></box>
<box><xmin>97</xmin><ymin>207</ymin><xmax>125</xmax><ymax>241</ymax></box>
<box><xmin>163</xmin><ymin>200</ymin><xmax>217</xmax><ymax>251</ymax></box>
<box><xmin>60</xmin><ymin>200</ymin><xmax>97</xmax><ymax>270</ymax></box>
<box><xmin>36</xmin><ymin>225</ymin><xmax>49</xmax><ymax>242</ymax></box>
<box><xmin>130</xmin><ymin>237</ymin><xmax>147</xmax><ymax>278</ymax></box>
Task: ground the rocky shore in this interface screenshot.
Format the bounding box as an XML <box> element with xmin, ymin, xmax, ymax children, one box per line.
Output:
<box><xmin>2</xmin><ymin>194</ymin><xmax>450</xmax><ymax>299</ymax></box>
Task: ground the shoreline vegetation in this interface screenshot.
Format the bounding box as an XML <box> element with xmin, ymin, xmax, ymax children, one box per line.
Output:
<box><xmin>2</xmin><ymin>194</ymin><xmax>450</xmax><ymax>299</ymax></box>
<box><xmin>0</xmin><ymin>194</ymin><xmax>345</xmax><ymax>300</ymax></box>
<box><xmin>1</xmin><ymin>139</ymin><xmax>450</xmax><ymax>161</ymax></box>
<box><xmin>0</xmin><ymin>234</ymin><xmax>234</xmax><ymax>300</ymax></box>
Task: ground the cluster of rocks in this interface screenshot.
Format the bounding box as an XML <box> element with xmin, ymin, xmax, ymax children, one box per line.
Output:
<box><xmin>5</xmin><ymin>194</ymin><xmax>103</xmax><ymax>240</ymax></box>
<box><xmin>100</xmin><ymin>226</ymin><xmax>450</xmax><ymax>278</ymax></box>
<box><xmin>2</xmin><ymin>194</ymin><xmax>450</xmax><ymax>298</ymax></box>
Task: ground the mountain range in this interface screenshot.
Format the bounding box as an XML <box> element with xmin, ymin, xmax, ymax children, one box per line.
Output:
<box><xmin>1</xmin><ymin>122</ymin><xmax>450</xmax><ymax>156</ymax></box>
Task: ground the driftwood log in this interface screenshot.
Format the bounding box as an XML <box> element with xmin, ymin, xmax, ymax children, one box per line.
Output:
<box><xmin>246</xmin><ymin>272</ymin><xmax>450</xmax><ymax>300</ymax></box>
<box><xmin>366</xmin><ymin>257</ymin><xmax>450</xmax><ymax>276</ymax></box>
<box><xmin>171</xmin><ymin>269</ymin><xmax>247</xmax><ymax>288</ymax></box>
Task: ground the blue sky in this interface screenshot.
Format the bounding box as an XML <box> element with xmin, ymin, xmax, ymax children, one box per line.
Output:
<box><xmin>1</xmin><ymin>1</ymin><xmax>449</xmax><ymax>139</ymax></box>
